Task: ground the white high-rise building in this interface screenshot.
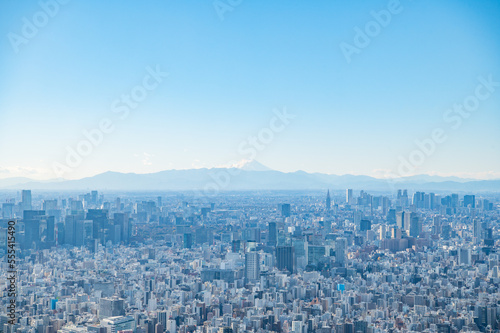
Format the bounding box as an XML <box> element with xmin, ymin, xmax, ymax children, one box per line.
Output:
<box><xmin>346</xmin><ymin>189</ymin><xmax>353</xmax><ymax>205</ymax></box>
<box><xmin>335</xmin><ymin>237</ymin><xmax>348</xmax><ymax>266</ymax></box>
<box><xmin>245</xmin><ymin>252</ymin><xmax>260</xmax><ymax>282</ymax></box>
<box><xmin>166</xmin><ymin>320</ymin><xmax>176</xmax><ymax>333</ymax></box>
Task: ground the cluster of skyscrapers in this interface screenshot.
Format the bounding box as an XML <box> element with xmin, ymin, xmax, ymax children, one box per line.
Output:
<box><xmin>0</xmin><ymin>188</ymin><xmax>499</xmax><ymax>333</ymax></box>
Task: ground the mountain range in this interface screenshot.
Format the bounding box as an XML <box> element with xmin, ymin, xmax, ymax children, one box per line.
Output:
<box><xmin>0</xmin><ymin>160</ymin><xmax>498</xmax><ymax>192</ymax></box>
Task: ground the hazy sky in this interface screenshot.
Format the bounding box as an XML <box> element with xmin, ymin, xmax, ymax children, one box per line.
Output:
<box><xmin>1</xmin><ymin>0</ymin><xmax>499</xmax><ymax>180</ymax></box>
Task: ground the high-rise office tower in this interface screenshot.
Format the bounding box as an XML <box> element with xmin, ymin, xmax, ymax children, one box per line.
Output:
<box><xmin>429</xmin><ymin>193</ymin><xmax>436</xmax><ymax>210</ymax></box>
<box><xmin>404</xmin><ymin>212</ymin><xmax>418</xmax><ymax>234</ymax></box>
<box><xmin>86</xmin><ymin>209</ymin><xmax>109</xmax><ymax>242</ymax></box>
<box><xmin>245</xmin><ymin>251</ymin><xmax>260</xmax><ymax>282</ymax></box>
<box><xmin>464</xmin><ymin>195</ymin><xmax>475</xmax><ymax>208</ymax></box>
<box><xmin>268</xmin><ymin>222</ymin><xmax>277</xmax><ymax>247</ymax></box>
<box><xmin>158</xmin><ymin>311</ymin><xmax>167</xmax><ymax>330</ymax></box>
<box><xmin>412</xmin><ymin>192</ymin><xmax>425</xmax><ymax>208</ymax></box>
<box><xmin>75</xmin><ymin>219</ymin><xmax>85</xmax><ymax>247</ymax></box>
<box><xmin>346</xmin><ymin>189</ymin><xmax>353</xmax><ymax>205</ymax></box>
<box><xmin>91</xmin><ymin>191</ymin><xmax>98</xmax><ymax>205</ymax></box>
<box><xmin>308</xmin><ymin>245</ymin><xmax>326</xmax><ymax>266</ymax></box>
<box><xmin>280</xmin><ymin>204</ymin><xmax>291</xmax><ymax>217</ymax></box>
<box><xmin>83</xmin><ymin>220</ymin><xmax>94</xmax><ymax>240</ymax></box>
<box><xmin>46</xmin><ymin>216</ymin><xmax>55</xmax><ymax>242</ymax></box>
<box><xmin>326</xmin><ymin>190</ymin><xmax>331</xmax><ymax>210</ymax></box>
<box><xmin>396</xmin><ymin>211</ymin><xmax>405</xmax><ymax>230</ymax></box>
<box><xmin>114</xmin><ymin>213</ymin><xmax>130</xmax><ymax>244</ymax></box>
<box><xmin>473</xmin><ymin>219</ymin><xmax>483</xmax><ymax>242</ymax></box>
<box><xmin>335</xmin><ymin>237</ymin><xmax>348</xmax><ymax>266</ymax></box>
<box><xmin>387</xmin><ymin>209</ymin><xmax>396</xmax><ymax>224</ymax></box>
<box><xmin>409</xmin><ymin>215</ymin><xmax>421</xmax><ymax>237</ymax></box>
<box><xmin>56</xmin><ymin>222</ymin><xmax>65</xmax><ymax>244</ymax></box>
<box><xmin>21</xmin><ymin>190</ymin><xmax>32</xmax><ymax>211</ymax></box>
<box><xmin>22</xmin><ymin>210</ymin><xmax>44</xmax><ymax>249</ymax></box>
<box><xmin>433</xmin><ymin>216</ymin><xmax>441</xmax><ymax>235</ymax></box>
<box><xmin>64</xmin><ymin>215</ymin><xmax>82</xmax><ymax>246</ymax></box>
<box><xmin>23</xmin><ymin>219</ymin><xmax>40</xmax><ymax>249</ymax></box>
<box><xmin>451</xmin><ymin>193</ymin><xmax>459</xmax><ymax>207</ymax></box>
<box><xmin>183</xmin><ymin>233</ymin><xmax>193</xmax><ymax>249</ymax></box>
<box><xmin>276</xmin><ymin>246</ymin><xmax>294</xmax><ymax>274</ymax></box>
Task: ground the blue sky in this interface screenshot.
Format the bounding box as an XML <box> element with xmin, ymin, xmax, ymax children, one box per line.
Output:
<box><xmin>0</xmin><ymin>0</ymin><xmax>499</xmax><ymax>180</ymax></box>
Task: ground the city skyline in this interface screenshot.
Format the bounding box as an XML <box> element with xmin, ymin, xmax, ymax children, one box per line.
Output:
<box><xmin>1</xmin><ymin>0</ymin><xmax>500</xmax><ymax>180</ymax></box>
<box><xmin>1</xmin><ymin>188</ymin><xmax>498</xmax><ymax>332</ymax></box>
<box><xmin>2</xmin><ymin>2</ymin><xmax>500</xmax><ymax>333</ymax></box>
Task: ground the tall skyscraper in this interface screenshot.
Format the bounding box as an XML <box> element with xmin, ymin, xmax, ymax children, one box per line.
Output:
<box><xmin>23</xmin><ymin>219</ymin><xmax>40</xmax><ymax>250</ymax></box>
<box><xmin>464</xmin><ymin>195</ymin><xmax>476</xmax><ymax>208</ymax></box>
<box><xmin>409</xmin><ymin>215</ymin><xmax>421</xmax><ymax>237</ymax></box>
<box><xmin>64</xmin><ymin>215</ymin><xmax>81</xmax><ymax>246</ymax></box>
<box><xmin>268</xmin><ymin>222</ymin><xmax>277</xmax><ymax>247</ymax></box>
<box><xmin>91</xmin><ymin>191</ymin><xmax>98</xmax><ymax>205</ymax></box>
<box><xmin>245</xmin><ymin>251</ymin><xmax>260</xmax><ymax>282</ymax></box>
<box><xmin>326</xmin><ymin>190</ymin><xmax>331</xmax><ymax>210</ymax></box>
<box><xmin>114</xmin><ymin>213</ymin><xmax>130</xmax><ymax>244</ymax></box>
<box><xmin>346</xmin><ymin>189</ymin><xmax>353</xmax><ymax>205</ymax></box>
<box><xmin>158</xmin><ymin>311</ymin><xmax>167</xmax><ymax>330</ymax></box>
<box><xmin>46</xmin><ymin>216</ymin><xmax>55</xmax><ymax>242</ymax></box>
<box><xmin>280</xmin><ymin>204</ymin><xmax>291</xmax><ymax>217</ymax></box>
<box><xmin>473</xmin><ymin>219</ymin><xmax>483</xmax><ymax>242</ymax></box>
<box><xmin>183</xmin><ymin>233</ymin><xmax>193</xmax><ymax>249</ymax></box>
<box><xmin>433</xmin><ymin>215</ymin><xmax>441</xmax><ymax>235</ymax></box>
<box><xmin>276</xmin><ymin>246</ymin><xmax>294</xmax><ymax>274</ymax></box>
<box><xmin>404</xmin><ymin>212</ymin><xmax>418</xmax><ymax>235</ymax></box>
<box><xmin>22</xmin><ymin>190</ymin><xmax>32</xmax><ymax>211</ymax></box>
<box><xmin>308</xmin><ymin>245</ymin><xmax>326</xmax><ymax>266</ymax></box>
<box><xmin>335</xmin><ymin>237</ymin><xmax>347</xmax><ymax>266</ymax></box>
<box><xmin>396</xmin><ymin>211</ymin><xmax>405</xmax><ymax>230</ymax></box>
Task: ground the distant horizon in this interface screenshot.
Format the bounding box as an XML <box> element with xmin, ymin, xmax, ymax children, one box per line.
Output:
<box><xmin>1</xmin><ymin>159</ymin><xmax>500</xmax><ymax>182</ymax></box>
